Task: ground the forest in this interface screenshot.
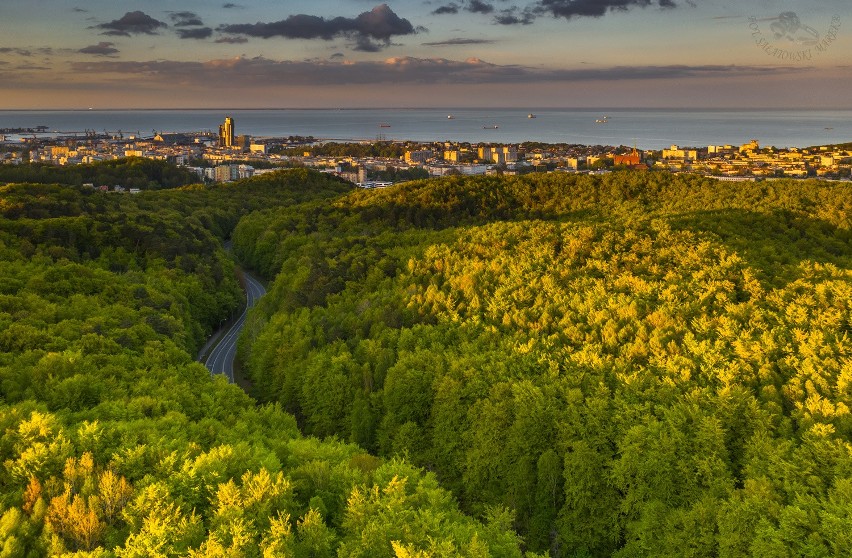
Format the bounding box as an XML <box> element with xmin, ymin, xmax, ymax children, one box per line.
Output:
<box><xmin>232</xmin><ymin>171</ymin><xmax>852</xmax><ymax>557</ymax></box>
<box><xmin>0</xmin><ymin>158</ymin><xmax>199</xmax><ymax>190</ymax></box>
<box><xmin>0</xmin><ymin>169</ymin><xmax>527</xmax><ymax>557</ymax></box>
<box><xmin>277</xmin><ymin>143</ymin><xmax>408</xmax><ymax>159</ymax></box>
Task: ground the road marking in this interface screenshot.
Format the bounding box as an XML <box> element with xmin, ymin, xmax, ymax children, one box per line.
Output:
<box><xmin>202</xmin><ymin>271</ymin><xmax>265</xmax><ymax>382</ymax></box>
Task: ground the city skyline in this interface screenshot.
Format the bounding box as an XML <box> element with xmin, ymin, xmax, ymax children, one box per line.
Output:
<box><xmin>0</xmin><ymin>0</ymin><xmax>848</xmax><ymax>109</ymax></box>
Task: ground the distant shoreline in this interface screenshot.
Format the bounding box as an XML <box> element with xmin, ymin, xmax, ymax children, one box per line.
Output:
<box><xmin>3</xmin><ymin>108</ymin><xmax>850</xmax><ymax>150</ymax></box>
<box><xmin>2</xmin><ymin>107</ymin><xmax>851</xmax><ymax>112</ymax></box>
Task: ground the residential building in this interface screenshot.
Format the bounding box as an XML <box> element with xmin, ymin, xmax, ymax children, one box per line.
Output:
<box><xmin>405</xmin><ymin>150</ymin><xmax>433</xmax><ymax>164</ymax></box>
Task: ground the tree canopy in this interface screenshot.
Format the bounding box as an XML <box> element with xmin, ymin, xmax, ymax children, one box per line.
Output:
<box><xmin>0</xmin><ymin>170</ymin><xmax>526</xmax><ymax>557</ymax></box>
<box><xmin>233</xmin><ymin>171</ymin><xmax>852</xmax><ymax>556</ymax></box>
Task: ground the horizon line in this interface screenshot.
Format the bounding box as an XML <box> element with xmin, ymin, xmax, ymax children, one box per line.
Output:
<box><xmin>3</xmin><ymin>106</ymin><xmax>852</xmax><ymax>112</ymax></box>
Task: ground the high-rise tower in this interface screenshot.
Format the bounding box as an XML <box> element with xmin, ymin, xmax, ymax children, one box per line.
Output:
<box><xmin>218</xmin><ymin>116</ymin><xmax>235</xmax><ymax>148</ymax></box>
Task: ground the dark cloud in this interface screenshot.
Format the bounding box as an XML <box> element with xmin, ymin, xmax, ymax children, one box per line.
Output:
<box><xmin>170</xmin><ymin>12</ymin><xmax>204</xmax><ymax>27</ymax></box>
<box><xmin>330</xmin><ymin>52</ymin><xmax>345</xmax><ymax>58</ymax></box>
<box><xmin>495</xmin><ymin>7</ymin><xmax>535</xmax><ymax>24</ymax></box>
<box><xmin>436</xmin><ymin>0</ymin><xmax>685</xmax><ymax>24</ymax></box>
<box><xmin>0</xmin><ymin>47</ymin><xmax>33</xmax><ymax>56</ymax></box>
<box><xmin>0</xmin><ymin>47</ymin><xmax>57</xmax><ymax>56</ymax></box>
<box><xmin>178</xmin><ymin>27</ymin><xmax>214</xmax><ymax>40</ymax></box>
<box><xmin>468</xmin><ymin>0</ymin><xmax>495</xmax><ymax>14</ymax></box>
<box><xmin>69</xmin><ymin>56</ymin><xmax>805</xmax><ymax>89</ymax></box>
<box><xmin>432</xmin><ymin>4</ymin><xmax>459</xmax><ymax>14</ymax></box>
<box><xmin>94</xmin><ymin>11</ymin><xmax>167</xmax><ymax>37</ymax></box>
<box><xmin>223</xmin><ymin>3</ymin><xmax>243</xmax><ymax>8</ymax></box>
<box><xmin>15</xmin><ymin>64</ymin><xmax>51</xmax><ymax>71</ymax></box>
<box><xmin>533</xmin><ymin>0</ymin><xmax>680</xmax><ymax>20</ymax></box>
<box><xmin>79</xmin><ymin>42</ymin><xmax>119</xmax><ymax>56</ymax></box>
<box><xmin>423</xmin><ymin>37</ymin><xmax>496</xmax><ymax>46</ymax></box>
<box><xmin>353</xmin><ymin>39</ymin><xmax>383</xmax><ymax>52</ymax></box>
<box><xmin>217</xmin><ymin>4</ymin><xmax>418</xmax><ymax>51</ymax></box>
<box><xmin>73</xmin><ymin>7</ymin><xmax>88</xmax><ymax>13</ymax></box>
<box><xmin>215</xmin><ymin>36</ymin><xmax>249</xmax><ymax>44</ymax></box>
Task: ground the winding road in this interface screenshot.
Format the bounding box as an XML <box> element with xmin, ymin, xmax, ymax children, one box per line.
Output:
<box><xmin>201</xmin><ymin>270</ymin><xmax>266</xmax><ymax>383</ymax></box>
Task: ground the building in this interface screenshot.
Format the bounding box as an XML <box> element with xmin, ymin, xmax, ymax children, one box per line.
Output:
<box><xmin>218</xmin><ymin>117</ymin><xmax>235</xmax><ymax>148</ymax></box>
<box><xmin>500</xmin><ymin>146</ymin><xmax>518</xmax><ymax>163</ymax></box>
<box><xmin>739</xmin><ymin>139</ymin><xmax>760</xmax><ymax>153</ymax></box>
<box><xmin>662</xmin><ymin>145</ymin><xmax>697</xmax><ymax>161</ymax></box>
<box><xmin>50</xmin><ymin>146</ymin><xmax>70</xmax><ymax>159</ymax></box>
<box><xmin>235</xmin><ymin>135</ymin><xmax>251</xmax><ymax>151</ymax></box>
<box><xmin>565</xmin><ymin>157</ymin><xmax>585</xmax><ymax>170</ymax></box>
<box><xmin>405</xmin><ymin>150</ymin><xmax>433</xmax><ymax>164</ymax></box>
<box><xmin>708</xmin><ymin>145</ymin><xmax>734</xmax><ymax>155</ymax></box>
<box><xmin>236</xmin><ymin>164</ymin><xmax>255</xmax><ymax>179</ymax></box>
<box><xmin>214</xmin><ymin>165</ymin><xmax>232</xmax><ymax>182</ymax></box>
<box><xmin>427</xmin><ymin>164</ymin><xmax>488</xmax><ymax>176</ymax></box>
<box><xmin>478</xmin><ymin>145</ymin><xmax>517</xmax><ymax>164</ymax></box>
<box><xmin>613</xmin><ymin>149</ymin><xmax>645</xmax><ymax>167</ymax></box>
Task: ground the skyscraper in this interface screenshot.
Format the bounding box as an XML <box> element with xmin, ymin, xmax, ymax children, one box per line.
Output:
<box><xmin>218</xmin><ymin>117</ymin><xmax>234</xmax><ymax>148</ymax></box>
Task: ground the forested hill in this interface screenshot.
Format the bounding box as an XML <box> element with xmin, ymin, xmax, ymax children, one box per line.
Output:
<box><xmin>233</xmin><ymin>172</ymin><xmax>852</xmax><ymax>557</ymax></box>
<box><xmin>0</xmin><ymin>170</ymin><xmax>528</xmax><ymax>557</ymax></box>
<box><xmin>0</xmin><ymin>158</ymin><xmax>201</xmax><ymax>190</ymax></box>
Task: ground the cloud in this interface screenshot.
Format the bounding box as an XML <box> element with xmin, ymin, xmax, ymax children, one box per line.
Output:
<box><xmin>178</xmin><ymin>27</ymin><xmax>214</xmax><ymax>39</ymax></box>
<box><xmin>79</xmin><ymin>42</ymin><xmax>119</xmax><ymax>56</ymax></box>
<box><xmin>215</xmin><ymin>36</ymin><xmax>249</xmax><ymax>44</ymax></box>
<box><xmin>0</xmin><ymin>47</ymin><xmax>58</xmax><ymax>57</ymax></box>
<box><xmin>94</xmin><ymin>11</ymin><xmax>167</xmax><ymax>36</ymax></box>
<box><xmin>468</xmin><ymin>0</ymin><xmax>495</xmax><ymax>14</ymax></box>
<box><xmin>436</xmin><ymin>0</ymin><xmax>685</xmax><ymax>24</ymax></box>
<box><xmin>533</xmin><ymin>0</ymin><xmax>681</xmax><ymax>20</ymax></box>
<box><xmin>217</xmin><ymin>4</ymin><xmax>418</xmax><ymax>51</ymax></box>
<box><xmin>0</xmin><ymin>47</ymin><xmax>33</xmax><ymax>56</ymax></box>
<box><xmin>170</xmin><ymin>11</ymin><xmax>204</xmax><ymax>27</ymax></box>
<box><xmin>495</xmin><ymin>8</ymin><xmax>535</xmax><ymax>24</ymax></box>
<box><xmin>423</xmin><ymin>38</ymin><xmax>496</xmax><ymax>46</ymax></box>
<box><xmin>432</xmin><ymin>4</ymin><xmax>459</xmax><ymax>14</ymax></box>
<box><xmin>331</xmin><ymin>52</ymin><xmax>345</xmax><ymax>58</ymax></box>
<box><xmin>223</xmin><ymin>3</ymin><xmax>243</xmax><ymax>8</ymax></box>
<box><xmin>73</xmin><ymin>7</ymin><xmax>88</xmax><ymax>13</ymax></box>
<box><xmin>69</xmin><ymin>56</ymin><xmax>807</xmax><ymax>90</ymax></box>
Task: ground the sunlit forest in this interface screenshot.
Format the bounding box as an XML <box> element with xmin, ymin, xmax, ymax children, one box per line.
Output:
<box><xmin>2</xmin><ymin>167</ymin><xmax>851</xmax><ymax>556</ymax></box>
<box><xmin>233</xmin><ymin>171</ymin><xmax>852</xmax><ymax>557</ymax></box>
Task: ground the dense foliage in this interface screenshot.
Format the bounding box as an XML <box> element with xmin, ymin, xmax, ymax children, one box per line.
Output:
<box><xmin>234</xmin><ymin>172</ymin><xmax>852</xmax><ymax>557</ymax></box>
<box><xmin>370</xmin><ymin>167</ymin><xmax>430</xmax><ymax>183</ymax></box>
<box><xmin>0</xmin><ymin>171</ymin><xmax>527</xmax><ymax>557</ymax></box>
<box><xmin>279</xmin><ymin>142</ymin><xmax>407</xmax><ymax>159</ymax></box>
<box><xmin>0</xmin><ymin>158</ymin><xmax>200</xmax><ymax>190</ymax></box>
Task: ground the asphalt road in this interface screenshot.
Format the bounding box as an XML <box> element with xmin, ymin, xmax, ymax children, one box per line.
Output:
<box><xmin>202</xmin><ymin>270</ymin><xmax>266</xmax><ymax>382</ymax></box>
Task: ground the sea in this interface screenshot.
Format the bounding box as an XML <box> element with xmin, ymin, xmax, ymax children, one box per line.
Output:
<box><xmin>1</xmin><ymin>108</ymin><xmax>850</xmax><ymax>150</ymax></box>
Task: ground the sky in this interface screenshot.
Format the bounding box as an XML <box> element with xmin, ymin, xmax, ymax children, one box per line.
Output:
<box><xmin>0</xmin><ymin>0</ymin><xmax>848</xmax><ymax>108</ymax></box>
